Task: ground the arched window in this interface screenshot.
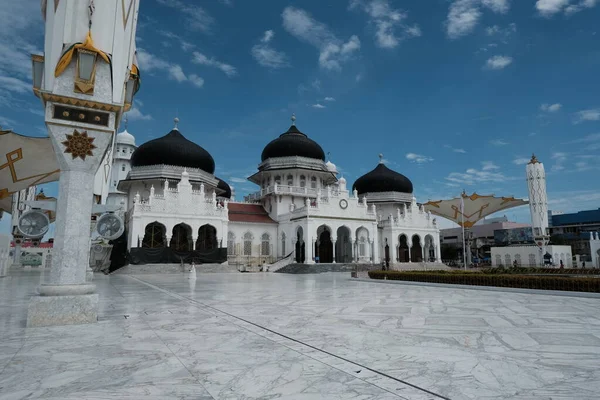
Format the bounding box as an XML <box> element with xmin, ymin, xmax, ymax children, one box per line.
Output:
<box><xmin>274</xmin><ymin>175</ymin><xmax>281</xmax><ymax>185</ymax></box>
<box><xmin>359</xmin><ymin>237</ymin><xmax>366</xmax><ymax>257</ymax></box>
<box><xmin>287</xmin><ymin>175</ymin><xmax>293</xmax><ymax>186</ymax></box>
<box><xmin>227</xmin><ymin>232</ymin><xmax>235</xmax><ymax>256</ymax></box>
<box><xmin>261</xmin><ymin>233</ymin><xmax>270</xmax><ymax>255</ymax></box>
<box><xmin>243</xmin><ymin>232</ymin><xmax>253</xmax><ymax>256</ymax></box>
<box><xmin>514</xmin><ymin>253</ymin><xmax>521</xmax><ymax>266</ymax></box>
<box><xmin>504</xmin><ymin>254</ymin><xmax>511</xmax><ymax>266</ymax></box>
<box><xmin>311</xmin><ymin>176</ymin><xmax>317</xmax><ymax>189</ymax></box>
<box><xmin>300</xmin><ymin>175</ymin><xmax>306</xmax><ymax>188</ymax></box>
<box><xmin>281</xmin><ymin>232</ymin><xmax>286</xmax><ymax>256</ymax></box>
<box><xmin>495</xmin><ymin>254</ymin><xmax>502</xmax><ymax>266</ymax></box>
<box><xmin>528</xmin><ymin>253</ymin><xmax>536</xmax><ymax>266</ymax></box>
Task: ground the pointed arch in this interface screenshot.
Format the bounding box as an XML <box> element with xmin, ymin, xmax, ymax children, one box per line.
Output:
<box><xmin>197</xmin><ymin>224</ymin><xmax>217</xmax><ymax>251</ymax></box>
<box><xmin>142</xmin><ymin>221</ymin><xmax>166</xmax><ymax>248</ymax></box>
<box><xmin>170</xmin><ymin>223</ymin><xmax>192</xmax><ymax>251</ymax></box>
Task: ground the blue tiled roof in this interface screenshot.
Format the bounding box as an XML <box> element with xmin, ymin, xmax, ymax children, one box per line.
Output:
<box><xmin>551</xmin><ymin>208</ymin><xmax>600</xmax><ymax>226</ymax></box>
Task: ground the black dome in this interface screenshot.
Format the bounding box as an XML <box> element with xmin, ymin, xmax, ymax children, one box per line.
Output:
<box><xmin>352</xmin><ymin>163</ymin><xmax>413</xmax><ymax>195</ymax></box>
<box><xmin>216</xmin><ymin>177</ymin><xmax>231</xmax><ymax>199</ymax></box>
<box><xmin>131</xmin><ymin>129</ymin><xmax>215</xmax><ymax>173</ymax></box>
<box><xmin>261</xmin><ymin>125</ymin><xmax>325</xmax><ymax>162</ymax></box>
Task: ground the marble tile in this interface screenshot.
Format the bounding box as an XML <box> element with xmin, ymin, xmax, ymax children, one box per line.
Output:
<box><xmin>2</xmin><ymin>270</ymin><xmax>600</xmax><ymax>399</ymax></box>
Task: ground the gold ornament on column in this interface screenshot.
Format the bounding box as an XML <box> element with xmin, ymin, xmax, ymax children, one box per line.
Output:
<box><xmin>62</xmin><ymin>130</ymin><xmax>97</xmax><ymax>160</ymax></box>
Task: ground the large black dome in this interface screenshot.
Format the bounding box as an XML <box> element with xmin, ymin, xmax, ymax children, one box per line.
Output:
<box><xmin>261</xmin><ymin>125</ymin><xmax>325</xmax><ymax>162</ymax></box>
<box><xmin>216</xmin><ymin>177</ymin><xmax>231</xmax><ymax>199</ymax></box>
<box><xmin>131</xmin><ymin>128</ymin><xmax>215</xmax><ymax>173</ymax></box>
<box><xmin>353</xmin><ymin>163</ymin><xmax>413</xmax><ymax>195</ymax></box>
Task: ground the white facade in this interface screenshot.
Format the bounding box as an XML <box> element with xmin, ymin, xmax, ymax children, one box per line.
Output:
<box><xmin>0</xmin><ymin>234</ymin><xmax>10</xmax><ymax>277</ymax></box>
<box><xmin>120</xmin><ymin>120</ymin><xmax>441</xmax><ymax>268</ymax></box>
<box><xmin>491</xmin><ymin>245</ymin><xmax>572</xmax><ymax>268</ymax></box>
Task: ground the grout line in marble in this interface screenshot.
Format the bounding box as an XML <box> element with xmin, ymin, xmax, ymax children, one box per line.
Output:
<box><xmin>349</xmin><ymin>278</ymin><xmax>600</xmax><ymax>298</ymax></box>
<box><xmin>107</xmin><ymin>276</ymin><xmax>218</xmax><ymax>400</ymax></box>
<box><xmin>126</xmin><ymin>275</ymin><xmax>451</xmax><ymax>400</ymax></box>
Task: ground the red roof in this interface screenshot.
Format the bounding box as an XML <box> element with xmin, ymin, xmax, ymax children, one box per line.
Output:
<box><xmin>11</xmin><ymin>242</ymin><xmax>53</xmax><ymax>248</ymax></box>
<box><xmin>228</xmin><ymin>203</ymin><xmax>277</xmax><ymax>224</ymax></box>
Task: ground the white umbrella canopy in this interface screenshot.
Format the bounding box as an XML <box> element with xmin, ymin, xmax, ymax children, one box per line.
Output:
<box><xmin>423</xmin><ymin>191</ymin><xmax>528</xmax><ymax>228</ymax></box>
<box><xmin>0</xmin><ymin>129</ymin><xmax>60</xmax><ymax>212</ymax></box>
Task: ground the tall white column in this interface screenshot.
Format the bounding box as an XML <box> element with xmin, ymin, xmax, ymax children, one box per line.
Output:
<box><xmin>332</xmin><ymin>239</ymin><xmax>337</xmax><ymax>263</ymax></box>
<box><xmin>27</xmin><ymin>0</ymin><xmax>140</xmax><ymax>327</ymax></box>
<box><xmin>12</xmin><ymin>239</ymin><xmax>23</xmax><ymax>268</ymax></box>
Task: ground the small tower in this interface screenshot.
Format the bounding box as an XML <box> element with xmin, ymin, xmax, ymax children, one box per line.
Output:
<box><xmin>106</xmin><ymin>117</ymin><xmax>137</xmax><ymax>206</ymax></box>
<box><xmin>526</xmin><ymin>154</ymin><xmax>549</xmax><ymax>240</ymax></box>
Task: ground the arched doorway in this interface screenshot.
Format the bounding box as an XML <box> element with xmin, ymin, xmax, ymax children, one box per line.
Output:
<box><xmin>424</xmin><ymin>235</ymin><xmax>435</xmax><ymax>262</ymax></box>
<box><xmin>197</xmin><ymin>224</ymin><xmax>218</xmax><ymax>251</ymax></box>
<box><xmin>295</xmin><ymin>227</ymin><xmax>305</xmax><ymax>263</ymax></box>
<box><xmin>411</xmin><ymin>235</ymin><xmax>422</xmax><ymax>262</ymax></box>
<box><xmin>356</xmin><ymin>227</ymin><xmax>370</xmax><ymax>262</ymax></box>
<box><xmin>398</xmin><ymin>234</ymin><xmax>409</xmax><ymax>262</ymax></box>
<box><xmin>170</xmin><ymin>223</ymin><xmax>192</xmax><ymax>251</ymax></box>
<box><xmin>317</xmin><ymin>225</ymin><xmax>333</xmax><ymax>263</ymax></box>
<box><xmin>336</xmin><ymin>226</ymin><xmax>352</xmax><ymax>263</ymax></box>
<box><xmin>142</xmin><ymin>222</ymin><xmax>166</xmax><ymax>248</ymax></box>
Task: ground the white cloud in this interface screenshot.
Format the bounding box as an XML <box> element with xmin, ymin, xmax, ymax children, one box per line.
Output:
<box><xmin>0</xmin><ymin>75</ymin><xmax>30</xmax><ymax>94</ymax></box>
<box><xmin>551</xmin><ymin>151</ymin><xmax>567</xmax><ymax>171</ymax></box>
<box><xmin>349</xmin><ymin>0</ymin><xmax>421</xmax><ymax>48</ymax></box>
<box><xmin>312</xmin><ymin>103</ymin><xmax>326</xmax><ymax>109</ymax></box>
<box><xmin>0</xmin><ymin>115</ymin><xmax>17</xmax><ymax>129</ymax></box>
<box><xmin>482</xmin><ymin>161</ymin><xmax>499</xmax><ymax>170</ymax></box>
<box><xmin>485</xmin><ymin>55</ymin><xmax>513</xmax><ymax>69</ymax></box>
<box><xmin>126</xmin><ymin>100</ymin><xmax>152</xmax><ymax>121</ymax></box>
<box><xmin>444</xmin><ymin>144</ymin><xmax>467</xmax><ymax>153</ymax></box>
<box><xmin>485</xmin><ymin>23</ymin><xmax>516</xmax><ymax>37</ymax></box>
<box><xmin>324</xmin><ymin>97</ymin><xmax>336</xmax><ymax>102</ymax></box>
<box><xmin>536</xmin><ymin>0</ymin><xmax>597</xmax><ymax>16</ymax></box>
<box><xmin>191</xmin><ymin>52</ymin><xmax>237</xmax><ymax>77</ymax></box>
<box><xmin>571</xmin><ymin>132</ymin><xmax>600</xmax><ymax>143</ymax></box>
<box><xmin>406</xmin><ymin>153</ymin><xmax>434</xmax><ymax>163</ymax></box>
<box><xmin>446</xmin><ymin>166</ymin><xmax>510</xmax><ymax>185</ymax></box>
<box><xmin>261</xmin><ymin>30</ymin><xmax>275</xmax><ymax>43</ymax></box>
<box><xmin>229</xmin><ymin>177</ymin><xmax>247</xmax><ymax>183</ymax></box>
<box><xmin>513</xmin><ymin>157</ymin><xmax>531</xmax><ymax>165</ymax></box>
<box><xmin>155</xmin><ymin>0</ymin><xmax>214</xmax><ymax>33</ymax></box>
<box><xmin>188</xmin><ymin>74</ymin><xmax>205</xmax><ymax>88</ymax></box>
<box><xmin>137</xmin><ymin>49</ymin><xmax>203</xmax><ymax>89</ymax></box>
<box><xmin>282</xmin><ymin>7</ymin><xmax>360</xmax><ymax>71</ymax></box>
<box><xmin>573</xmin><ymin>108</ymin><xmax>600</xmax><ymax>124</ymax></box>
<box><xmin>490</xmin><ymin>139</ymin><xmax>509</xmax><ymax>146</ymax></box>
<box><xmin>446</xmin><ymin>0</ymin><xmax>510</xmax><ymax>39</ymax></box>
<box><xmin>540</xmin><ymin>103</ymin><xmax>562</xmax><ymax>112</ymax></box>
<box><xmin>251</xmin><ymin>30</ymin><xmax>289</xmax><ymax>69</ymax></box>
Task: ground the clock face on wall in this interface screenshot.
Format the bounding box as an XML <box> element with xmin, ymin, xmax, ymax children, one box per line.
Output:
<box><xmin>339</xmin><ymin>199</ymin><xmax>348</xmax><ymax>209</ymax></box>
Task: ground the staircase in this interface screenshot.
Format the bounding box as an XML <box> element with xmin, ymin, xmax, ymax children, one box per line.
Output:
<box><xmin>267</xmin><ymin>251</ymin><xmax>295</xmax><ymax>272</ymax></box>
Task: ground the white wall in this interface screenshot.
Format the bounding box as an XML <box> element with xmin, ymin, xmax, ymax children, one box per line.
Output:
<box><xmin>491</xmin><ymin>245</ymin><xmax>572</xmax><ymax>267</ymax></box>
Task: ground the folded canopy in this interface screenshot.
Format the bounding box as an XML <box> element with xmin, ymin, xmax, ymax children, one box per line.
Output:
<box><xmin>0</xmin><ymin>129</ymin><xmax>60</xmax><ymax>213</ymax></box>
<box><xmin>423</xmin><ymin>191</ymin><xmax>528</xmax><ymax>228</ymax></box>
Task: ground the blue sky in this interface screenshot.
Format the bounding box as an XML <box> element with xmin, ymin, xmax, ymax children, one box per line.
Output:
<box><xmin>1</xmin><ymin>0</ymin><xmax>600</xmax><ymax>234</ymax></box>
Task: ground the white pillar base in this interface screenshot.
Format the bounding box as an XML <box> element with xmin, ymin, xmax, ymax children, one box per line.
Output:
<box><xmin>27</xmin><ymin>293</ymin><xmax>98</xmax><ymax>327</ymax></box>
<box><xmin>86</xmin><ymin>268</ymin><xmax>94</xmax><ymax>281</ymax></box>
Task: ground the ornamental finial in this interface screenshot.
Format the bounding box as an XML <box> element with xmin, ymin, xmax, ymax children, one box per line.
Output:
<box><xmin>174</xmin><ymin>117</ymin><xmax>180</xmax><ymax>129</ymax></box>
<box><xmin>291</xmin><ymin>113</ymin><xmax>296</xmax><ymax>125</ymax></box>
<box><xmin>528</xmin><ymin>153</ymin><xmax>539</xmax><ymax>164</ymax></box>
<box><xmin>378</xmin><ymin>153</ymin><xmax>384</xmax><ymax>164</ymax></box>
<box><xmin>124</xmin><ymin>114</ymin><xmax>128</xmax><ymax>130</ymax></box>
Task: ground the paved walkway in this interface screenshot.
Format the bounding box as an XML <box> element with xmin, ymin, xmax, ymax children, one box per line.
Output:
<box><xmin>1</xmin><ymin>270</ymin><xmax>599</xmax><ymax>399</ymax></box>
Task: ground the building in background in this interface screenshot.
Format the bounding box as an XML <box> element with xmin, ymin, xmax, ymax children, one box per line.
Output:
<box><xmin>440</xmin><ymin>216</ymin><xmax>530</xmax><ymax>262</ymax></box>
<box><xmin>549</xmin><ymin>208</ymin><xmax>600</xmax><ymax>262</ymax></box>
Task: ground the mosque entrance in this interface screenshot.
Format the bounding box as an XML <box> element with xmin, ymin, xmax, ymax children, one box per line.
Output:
<box><xmin>142</xmin><ymin>222</ymin><xmax>166</xmax><ymax>248</ymax></box>
<box><xmin>318</xmin><ymin>230</ymin><xmax>334</xmax><ymax>263</ymax></box>
<box><xmin>197</xmin><ymin>224</ymin><xmax>218</xmax><ymax>251</ymax></box>
<box><xmin>411</xmin><ymin>235</ymin><xmax>423</xmax><ymax>262</ymax></box>
<box><xmin>170</xmin><ymin>223</ymin><xmax>192</xmax><ymax>251</ymax></box>
<box><xmin>398</xmin><ymin>234</ymin><xmax>409</xmax><ymax>262</ymax></box>
<box><xmin>336</xmin><ymin>226</ymin><xmax>352</xmax><ymax>263</ymax></box>
<box><xmin>295</xmin><ymin>227</ymin><xmax>305</xmax><ymax>263</ymax></box>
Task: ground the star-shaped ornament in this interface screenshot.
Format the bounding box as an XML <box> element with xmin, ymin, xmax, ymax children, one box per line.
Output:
<box><xmin>62</xmin><ymin>130</ymin><xmax>96</xmax><ymax>160</ymax></box>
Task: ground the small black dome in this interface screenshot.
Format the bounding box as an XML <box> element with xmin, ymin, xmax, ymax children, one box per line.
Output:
<box><xmin>353</xmin><ymin>163</ymin><xmax>413</xmax><ymax>195</ymax></box>
<box><xmin>261</xmin><ymin>125</ymin><xmax>325</xmax><ymax>162</ymax></box>
<box><xmin>131</xmin><ymin>128</ymin><xmax>215</xmax><ymax>173</ymax></box>
<box><xmin>216</xmin><ymin>177</ymin><xmax>231</xmax><ymax>199</ymax></box>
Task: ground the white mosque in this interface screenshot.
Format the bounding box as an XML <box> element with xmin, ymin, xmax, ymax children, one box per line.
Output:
<box><xmin>95</xmin><ymin>115</ymin><xmax>441</xmax><ymax>268</ymax></box>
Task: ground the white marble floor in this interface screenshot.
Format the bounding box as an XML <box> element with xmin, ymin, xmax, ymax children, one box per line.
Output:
<box><xmin>1</xmin><ymin>270</ymin><xmax>599</xmax><ymax>399</ymax></box>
